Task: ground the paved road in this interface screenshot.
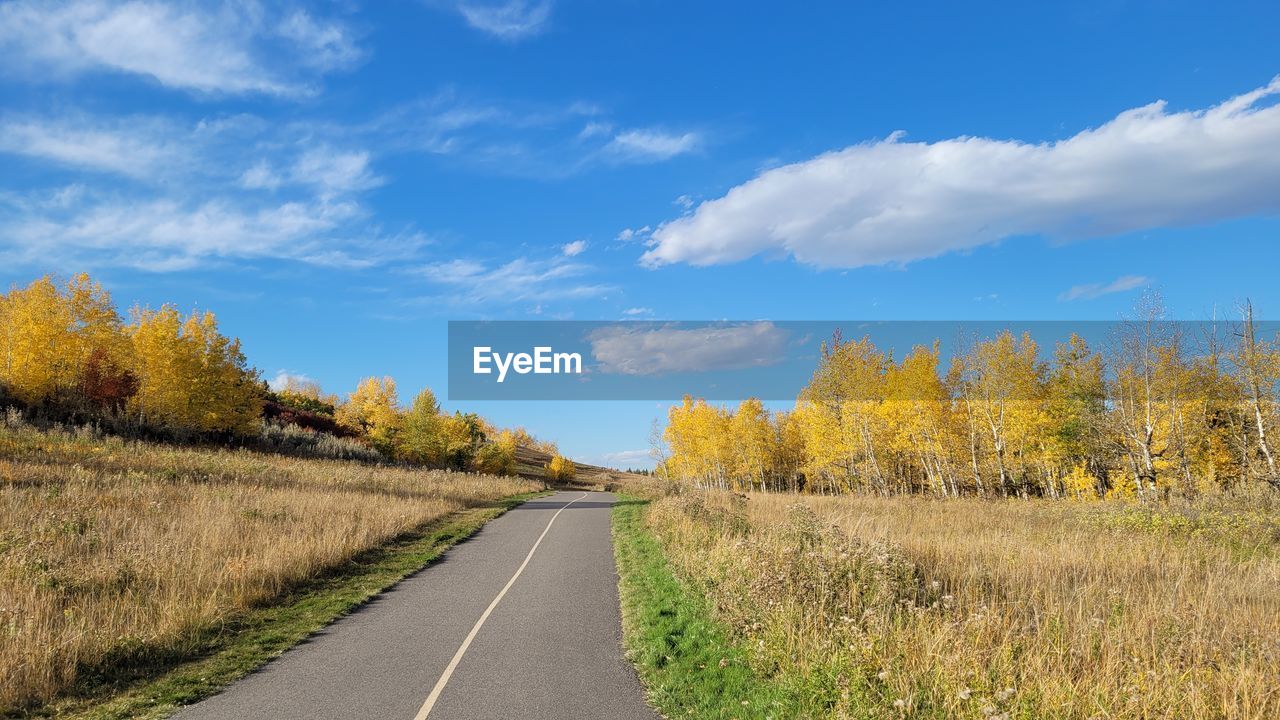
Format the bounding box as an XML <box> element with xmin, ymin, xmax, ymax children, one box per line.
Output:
<box><xmin>176</xmin><ymin>491</ymin><xmax>658</xmax><ymax>720</ymax></box>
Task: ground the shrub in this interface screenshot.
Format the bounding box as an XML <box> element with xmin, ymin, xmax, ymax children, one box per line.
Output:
<box><xmin>254</xmin><ymin>421</ymin><xmax>383</xmax><ymax>463</ymax></box>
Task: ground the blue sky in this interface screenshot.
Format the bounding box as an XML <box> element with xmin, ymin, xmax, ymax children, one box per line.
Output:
<box><xmin>2</xmin><ymin>0</ymin><xmax>1280</xmax><ymax>468</ymax></box>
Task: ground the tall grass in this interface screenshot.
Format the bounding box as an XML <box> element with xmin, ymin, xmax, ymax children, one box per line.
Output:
<box><xmin>647</xmin><ymin>490</ymin><xmax>1280</xmax><ymax>719</ymax></box>
<box><xmin>0</xmin><ymin>418</ymin><xmax>537</xmax><ymax>713</ymax></box>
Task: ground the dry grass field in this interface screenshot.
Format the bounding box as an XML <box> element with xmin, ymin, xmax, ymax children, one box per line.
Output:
<box><xmin>646</xmin><ymin>490</ymin><xmax>1280</xmax><ymax>719</ymax></box>
<box><xmin>0</xmin><ymin>416</ymin><xmax>538</xmax><ymax>713</ymax></box>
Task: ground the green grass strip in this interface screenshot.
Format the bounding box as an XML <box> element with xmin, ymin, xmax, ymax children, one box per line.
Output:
<box><xmin>26</xmin><ymin>491</ymin><xmax>548</xmax><ymax>720</ymax></box>
<box><xmin>612</xmin><ymin>497</ymin><xmax>807</xmax><ymax>720</ymax></box>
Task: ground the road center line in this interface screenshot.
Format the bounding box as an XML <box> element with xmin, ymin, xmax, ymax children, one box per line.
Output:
<box><xmin>412</xmin><ymin>492</ymin><xmax>590</xmax><ymax>720</ymax></box>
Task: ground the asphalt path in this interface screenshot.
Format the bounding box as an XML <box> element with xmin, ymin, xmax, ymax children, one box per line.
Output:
<box><xmin>175</xmin><ymin>491</ymin><xmax>658</xmax><ymax>720</ymax></box>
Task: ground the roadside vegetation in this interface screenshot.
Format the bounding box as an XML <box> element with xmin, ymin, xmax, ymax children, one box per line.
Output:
<box><xmin>636</xmin><ymin>489</ymin><xmax>1279</xmax><ymax>719</ymax></box>
<box><xmin>613</xmin><ymin>497</ymin><xmax>809</xmax><ymax>719</ymax></box>
<box><xmin>0</xmin><ymin>415</ymin><xmax>539</xmax><ymax>714</ymax></box>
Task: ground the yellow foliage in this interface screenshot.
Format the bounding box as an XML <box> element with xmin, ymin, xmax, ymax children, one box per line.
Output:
<box><xmin>0</xmin><ymin>274</ymin><xmax>130</xmax><ymax>405</ymax></box>
<box><xmin>335</xmin><ymin>376</ymin><xmax>401</xmax><ymax>453</ymax></box>
<box><xmin>1063</xmin><ymin>463</ymin><xmax>1099</xmax><ymax>500</ymax></box>
<box><xmin>546</xmin><ymin>453</ymin><xmax>576</xmax><ymax>482</ymax></box>
<box><xmin>127</xmin><ymin>306</ymin><xmax>261</xmax><ymax>434</ymax></box>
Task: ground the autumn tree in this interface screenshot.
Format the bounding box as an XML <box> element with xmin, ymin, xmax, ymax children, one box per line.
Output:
<box><xmin>397</xmin><ymin>388</ymin><xmax>446</xmax><ymax>466</ymax></box>
<box><xmin>0</xmin><ymin>274</ymin><xmax>132</xmax><ymax>408</ymax></box>
<box><xmin>128</xmin><ymin>306</ymin><xmax>261</xmax><ymax>435</ymax></box>
<box><xmin>336</xmin><ymin>376</ymin><xmax>401</xmax><ymax>453</ymax></box>
<box><xmin>959</xmin><ymin>331</ymin><xmax>1047</xmax><ymax>496</ymax></box>
<box><xmin>1234</xmin><ymin>302</ymin><xmax>1280</xmax><ymax>489</ymax></box>
<box><xmin>1046</xmin><ymin>334</ymin><xmax>1108</xmax><ymax>496</ymax></box>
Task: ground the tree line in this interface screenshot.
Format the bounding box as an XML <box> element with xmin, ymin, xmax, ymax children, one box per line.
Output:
<box><xmin>0</xmin><ymin>274</ymin><xmax>563</xmax><ymax>475</ymax></box>
<box><xmin>658</xmin><ymin>296</ymin><xmax>1280</xmax><ymax>499</ymax></box>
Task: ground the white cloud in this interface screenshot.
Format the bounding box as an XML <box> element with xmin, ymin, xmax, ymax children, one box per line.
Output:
<box><xmin>0</xmin><ymin>115</ymin><xmax>183</xmax><ymax>178</ymax></box>
<box><xmin>622</xmin><ymin>307</ymin><xmax>652</xmax><ymax>316</ymax></box>
<box><xmin>0</xmin><ymin>190</ymin><xmax>418</xmax><ymax>271</ymax></box>
<box><xmin>578</xmin><ymin>121</ymin><xmax>612</xmax><ymax>139</ymax></box>
<box><xmin>642</xmin><ymin>77</ymin><xmax>1280</xmax><ymax>269</ymax></box>
<box><xmin>608</xmin><ymin>129</ymin><xmax>699</xmax><ymax>162</ymax></box>
<box><xmin>588</xmin><ymin>322</ymin><xmax>789</xmax><ymax>375</ymax></box>
<box><xmin>599</xmin><ymin>449</ymin><xmax>653</xmax><ymax>467</ymax></box>
<box><xmin>673</xmin><ymin>194</ymin><xmax>694</xmax><ymax>210</ymax></box>
<box><xmin>240</xmin><ymin>160</ymin><xmax>282</xmax><ymax>190</ymax></box>
<box><xmin>1059</xmin><ymin>275</ymin><xmax>1150</xmax><ymax>301</ymax></box>
<box><xmin>268</xmin><ymin>370</ymin><xmax>316</xmax><ymax>392</ymax></box>
<box><xmin>0</xmin><ymin>0</ymin><xmax>361</xmax><ymax>96</ymax></box>
<box><xmin>291</xmin><ymin>147</ymin><xmax>381</xmax><ymax>198</ymax></box>
<box><xmin>276</xmin><ymin>10</ymin><xmax>362</xmax><ymax>72</ymax></box>
<box><xmin>455</xmin><ymin>0</ymin><xmax>551</xmax><ymax>40</ymax></box>
<box><xmin>0</xmin><ymin>107</ymin><xmax>417</xmax><ymax>271</ymax></box>
<box><xmin>561</xmin><ymin>239</ymin><xmax>587</xmax><ymax>256</ymax></box>
<box><xmin>616</xmin><ymin>225</ymin><xmax>651</xmax><ymax>242</ymax></box>
<box><xmin>415</xmin><ymin>255</ymin><xmax>610</xmax><ymax>304</ymax></box>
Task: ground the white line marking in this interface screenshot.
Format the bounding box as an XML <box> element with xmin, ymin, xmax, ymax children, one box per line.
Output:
<box><xmin>412</xmin><ymin>492</ymin><xmax>590</xmax><ymax>719</ymax></box>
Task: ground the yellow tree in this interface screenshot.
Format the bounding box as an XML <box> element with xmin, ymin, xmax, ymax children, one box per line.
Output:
<box><xmin>336</xmin><ymin>376</ymin><xmax>402</xmax><ymax>453</ymax></box>
<box><xmin>731</xmin><ymin>397</ymin><xmax>775</xmax><ymax>492</ymax></box>
<box><xmin>802</xmin><ymin>334</ymin><xmax>890</xmax><ymax>494</ymax></box>
<box><xmin>0</xmin><ymin>274</ymin><xmax>131</xmax><ymax>407</ymax></box>
<box><xmin>128</xmin><ymin>306</ymin><xmax>260</xmax><ymax>434</ymax></box>
<box><xmin>1234</xmin><ymin>302</ymin><xmax>1280</xmax><ymax>489</ymax></box>
<box><xmin>1107</xmin><ymin>294</ymin><xmax>1182</xmax><ymax>499</ymax></box>
<box><xmin>474</xmin><ymin>428</ymin><xmax>518</xmax><ymax>476</ymax></box>
<box><xmin>960</xmin><ymin>331</ymin><xmax>1047</xmax><ymax>496</ymax></box>
<box><xmin>1046</xmin><ymin>334</ymin><xmax>1107</xmax><ymax>498</ymax></box>
<box><xmin>397</xmin><ymin>387</ymin><xmax>446</xmax><ymax>466</ymax></box>
<box><xmin>792</xmin><ymin>399</ymin><xmax>845</xmax><ymax>494</ymax></box>
<box><xmin>0</xmin><ymin>276</ymin><xmax>76</xmax><ymax>405</ymax></box>
<box><xmin>881</xmin><ymin>343</ymin><xmax>959</xmax><ymax>496</ymax></box>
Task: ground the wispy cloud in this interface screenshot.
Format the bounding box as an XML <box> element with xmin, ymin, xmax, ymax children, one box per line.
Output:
<box><xmin>0</xmin><ymin>114</ymin><xmax>185</xmax><ymax>178</ymax></box>
<box><xmin>1059</xmin><ymin>275</ymin><xmax>1150</xmax><ymax>301</ymax></box>
<box><xmin>0</xmin><ymin>0</ymin><xmax>362</xmax><ymax>97</ymax></box>
<box><xmin>0</xmin><ymin>111</ymin><xmax>416</xmax><ymax>271</ymax></box>
<box><xmin>453</xmin><ymin>0</ymin><xmax>552</xmax><ymax>40</ymax></box>
<box><xmin>642</xmin><ymin>77</ymin><xmax>1280</xmax><ymax>268</ymax></box>
<box><xmin>599</xmin><ymin>449</ymin><xmax>652</xmax><ymax>467</ymax></box>
<box><xmin>622</xmin><ymin>307</ymin><xmax>652</xmax><ymax>316</ymax></box>
<box><xmin>414</xmin><ymin>255</ymin><xmax>611</xmax><ymax>305</ymax></box>
<box><xmin>607</xmin><ymin>129</ymin><xmax>700</xmax><ymax>162</ymax></box>
<box><xmin>561</xmin><ymin>239</ymin><xmax>587</xmax><ymax>257</ymax></box>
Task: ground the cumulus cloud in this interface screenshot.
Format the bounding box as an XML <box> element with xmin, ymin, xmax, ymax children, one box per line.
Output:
<box><xmin>642</xmin><ymin>77</ymin><xmax>1280</xmax><ymax>269</ymax></box>
<box><xmin>561</xmin><ymin>239</ymin><xmax>587</xmax><ymax>256</ymax></box>
<box><xmin>454</xmin><ymin>0</ymin><xmax>551</xmax><ymax>40</ymax></box>
<box><xmin>0</xmin><ymin>0</ymin><xmax>362</xmax><ymax>96</ymax></box>
<box><xmin>1060</xmin><ymin>274</ymin><xmax>1150</xmax><ymax>301</ymax></box>
<box><xmin>268</xmin><ymin>370</ymin><xmax>316</xmax><ymax>391</ymax></box>
<box><xmin>588</xmin><ymin>322</ymin><xmax>789</xmax><ymax>375</ymax></box>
